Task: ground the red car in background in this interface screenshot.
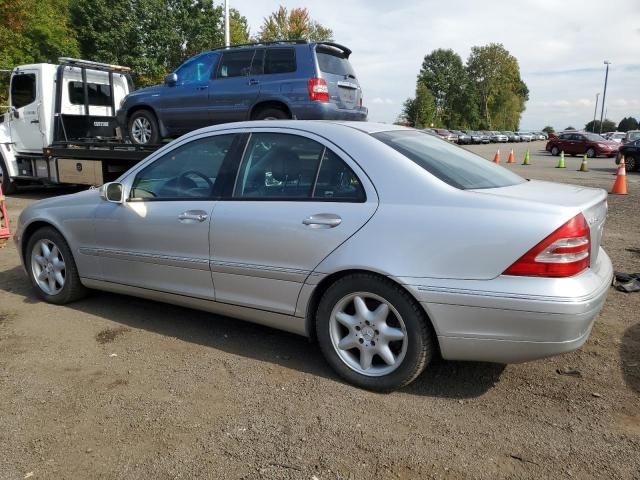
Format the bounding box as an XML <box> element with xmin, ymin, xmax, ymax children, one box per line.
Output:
<box><xmin>545</xmin><ymin>132</ymin><xmax>618</xmax><ymax>158</ymax></box>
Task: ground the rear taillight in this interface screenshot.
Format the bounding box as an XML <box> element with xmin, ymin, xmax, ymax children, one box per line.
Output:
<box><xmin>503</xmin><ymin>213</ymin><xmax>590</xmax><ymax>277</ymax></box>
<box><xmin>308</xmin><ymin>78</ymin><xmax>329</xmax><ymax>102</ymax></box>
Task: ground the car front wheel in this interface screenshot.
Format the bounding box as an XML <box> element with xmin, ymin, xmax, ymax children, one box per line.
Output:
<box><xmin>586</xmin><ymin>147</ymin><xmax>596</xmax><ymax>158</ymax></box>
<box><xmin>26</xmin><ymin>227</ymin><xmax>87</xmax><ymax>304</ymax></box>
<box><xmin>625</xmin><ymin>155</ymin><xmax>637</xmax><ymax>172</ymax></box>
<box><xmin>316</xmin><ymin>273</ymin><xmax>434</xmax><ymax>391</ymax></box>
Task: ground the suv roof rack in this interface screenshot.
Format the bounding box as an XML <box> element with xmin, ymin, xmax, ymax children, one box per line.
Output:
<box><xmin>58</xmin><ymin>57</ymin><xmax>131</xmax><ymax>73</ymax></box>
<box><xmin>210</xmin><ymin>39</ymin><xmax>352</xmax><ymax>57</ymax></box>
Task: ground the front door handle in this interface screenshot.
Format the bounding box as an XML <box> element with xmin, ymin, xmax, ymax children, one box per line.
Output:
<box><xmin>248</xmin><ymin>79</ymin><xmax>260</xmax><ymax>86</ymax></box>
<box><xmin>196</xmin><ymin>85</ymin><xmax>208</xmax><ymax>91</ymax></box>
<box><xmin>302</xmin><ymin>213</ymin><xmax>342</xmax><ymax>229</ymax></box>
<box><xmin>30</xmin><ymin>119</ymin><xmax>39</xmax><ymax>124</ymax></box>
<box><xmin>178</xmin><ymin>210</ymin><xmax>209</xmax><ymax>223</ymax></box>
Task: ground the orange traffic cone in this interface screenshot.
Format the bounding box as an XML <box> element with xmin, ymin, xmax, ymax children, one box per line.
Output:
<box><xmin>506</xmin><ymin>149</ymin><xmax>515</xmax><ymax>164</ymax></box>
<box><xmin>610</xmin><ymin>157</ymin><xmax>628</xmax><ymax>195</ymax></box>
<box><xmin>493</xmin><ymin>149</ymin><xmax>501</xmax><ymax>164</ymax></box>
<box><xmin>0</xmin><ymin>185</ymin><xmax>11</xmax><ymax>248</ymax></box>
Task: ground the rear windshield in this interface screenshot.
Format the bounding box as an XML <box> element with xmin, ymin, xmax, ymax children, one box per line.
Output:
<box><xmin>372</xmin><ymin>130</ymin><xmax>525</xmax><ymax>190</ymax></box>
<box><xmin>316</xmin><ymin>47</ymin><xmax>355</xmax><ymax>77</ymax></box>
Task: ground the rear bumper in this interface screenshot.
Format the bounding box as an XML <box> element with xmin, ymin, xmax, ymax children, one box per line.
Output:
<box><xmin>292</xmin><ymin>102</ymin><xmax>368</xmax><ymax>121</ymax></box>
<box><xmin>398</xmin><ymin>248</ymin><xmax>613</xmax><ymax>363</ymax></box>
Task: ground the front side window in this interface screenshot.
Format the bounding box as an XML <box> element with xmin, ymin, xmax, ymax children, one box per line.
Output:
<box><xmin>217</xmin><ymin>50</ymin><xmax>254</xmax><ymax>79</ymax></box>
<box><xmin>234</xmin><ymin>133</ymin><xmax>323</xmax><ymax>198</ymax></box>
<box><xmin>176</xmin><ymin>53</ymin><xmax>217</xmax><ymax>83</ymax></box>
<box><xmin>131</xmin><ymin>134</ymin><xmax>236</xmax><ymax>200</ymax></box>
<box><xmin>373</xmin><ymin>130</ymin><xmax>525</xmax><ymax>190</ymax></box>
<box><xmin>11</xmin><ymin>73</ymin><xmax>36</xmax><ymax>109</ymax></box>
<box><xmin>68</xmin><ymin>82</ymin><xmax>112</xmax><ymax>106</ymax></box>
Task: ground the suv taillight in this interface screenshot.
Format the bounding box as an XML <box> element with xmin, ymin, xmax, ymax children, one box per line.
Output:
<box><xmin>308</xmin><ymin>78</ymin><xmax>330</xmax><ymax>102</ymax></box>
<box><xmin>503</xmin><ymin>213</ymin><xmax>590</xmax><ymax>277</ymax></box>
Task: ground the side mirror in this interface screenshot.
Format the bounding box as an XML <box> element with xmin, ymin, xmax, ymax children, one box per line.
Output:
<box><xmin>10</xmin><ymin>106</ymin><xmax>19</xmax><ymax>119</ymax></box>
<box><xmin>101</xmin><ymin>182</ymin><xmax>124</xmax><ymax>203</ymax></box>
<box><xmin>164</xmin><ymin>73</ymin><xmax>178</xmax><ymax>86</ymax></box>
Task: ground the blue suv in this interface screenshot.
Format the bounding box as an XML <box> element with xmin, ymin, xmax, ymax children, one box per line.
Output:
<box><xmin>117</xmin><ymin>40</ymin><xmax>368</xmax><ymax>144</ymax></box>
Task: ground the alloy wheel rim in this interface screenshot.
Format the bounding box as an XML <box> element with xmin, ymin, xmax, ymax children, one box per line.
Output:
<box><xmin>31</xmin><ymin>239</ymin><xmax>66</xmax><ymax>295</ymax></box>
<box><xmin>329</xmin><ymin>292</ymin><xmax>407</xmax><ymax>377</ymax></box>
<box><xmin>132</xmin><ymin>117</ymin><xmax>152</xmax><ymax>144</ymax></box>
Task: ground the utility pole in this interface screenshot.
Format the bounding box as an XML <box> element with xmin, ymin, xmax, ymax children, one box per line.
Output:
<box><xmin>592</xmin><ymin>93</ymin><xmax>599</xmax><ymax>133</ymax></box>
<box><xmin>224</xmin><ymin>0</ymin><xmax>230</xmax><ymax>47</ymax></box>
<box><xmin>599</xmin><ymin>61</ymin><xmax>610</xmax><ymax>134</ymax></box>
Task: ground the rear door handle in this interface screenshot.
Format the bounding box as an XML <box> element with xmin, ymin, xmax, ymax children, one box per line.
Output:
<box><xmin>196</xmin><ymin>85</ymin><xmax>208</xmax><ymax>91</ymax></box>
<box><xmin>248</xmin><ymin>79</ymin><xmax>260</xmax><ymax>86</ymax></box>
<box><xmin>302</xmin><ymin>213</ymin><xmax>342</xmax><ymax>229</ymax></box>
<box><xmin>178</xmin><ymin>210</ymin><xmax>209</xmax><ymax>223</ymax></box>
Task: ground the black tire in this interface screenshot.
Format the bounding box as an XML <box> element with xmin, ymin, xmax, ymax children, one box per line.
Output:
<box><xmin>315</xmin><ymin>273</ymin><xmax>434</xmax><ymax>392</ymax></box>
<box><xmin>25</xmin><ymin>227</ymin><xmax>87</xmax><ymax>305</ymax></box>
<box><xmin>625</xmin><ymin>155</ymin><xmax>637</xmax><ymax>172</ymax></box>
<box><xmin>586</xmin><ymin>148</ymin><xmax>596</xmax><ymax>158</ymax></box>
<box><xmin>0</xmin><ymin>157</ymin><xmax>17</xmax><ymax>195</ymax></box>
<box><xmin>551</xmin><ymin>146</ymin><xmax>560</xmax><ymax>156</ymax></box>
<box><xmin>252</xmin><ymin>107</ymin><xmax>290</xmax><ymax>121</ymax></box>
<box><xmin>128</xmin><ymin>110</ymin><xmax>160</xmax><ymax>145</ymax></box>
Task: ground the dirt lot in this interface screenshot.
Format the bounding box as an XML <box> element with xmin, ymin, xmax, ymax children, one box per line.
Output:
<box><xmin>1</xmin><ymin>143</ymin><xmax>639</xmax><ymax>479</ymax></box>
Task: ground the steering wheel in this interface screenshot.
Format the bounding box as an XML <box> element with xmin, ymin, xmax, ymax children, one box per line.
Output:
<box><xmin>176</xmin><ymin>170</ymin><xmax>215</xmax><ymax>195</ymax></box>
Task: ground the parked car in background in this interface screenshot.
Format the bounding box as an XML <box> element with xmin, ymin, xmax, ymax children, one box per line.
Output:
<box><xmin>616</xmin><ymin>139</ymin><xmax>640</xmax><ymax>171</ymax></box>
<box><xmin>546</xmin><ymin>132</ymin><xmax>618</xmax><ymax>158</ymax></box>
<box><xmin>434</xmin><ymin>128</ymin><xmax>458</xmax><ymax>142</ymax></box>
<box><xmin>607</xmin><ymin>132</ymin><xmax>625</xmax><ymax>143</ymax></box>
<box><xmin>480</xmin><ymin>131</ymin><xmax>493</xmax><ymax>143</ymax></box>
<box><xmin>451</xmin><ymin>130</ymin><xmax>471</xmax><ymax>144</ymax></box>
<box><xmin>490</xmin><ymin>131</ymin><xmax>508</xmax><ymax>143</ymax></box>
<box><xmin>422</xmin><ymin>128</ymin><xmax>438</xmax><ymax>136</ymax></box>
<box><xmin>117</xmin><ymin>40</ymin><xmax>367</xmax><ymax>144</ymax></box>
<box><xmin>15</xmin><ymin>121</ymin><xmax>613</xmax><ymax>391</ymax></box>
<box><xmin>517</xmin><ymin>132</ymin><xmax>533</xmax><ymax>142</ymax></box>
<box><xmin>465</xmin><ymin>131</ymin><xmax>485</xmax><ymax>144</ymax></box>
<box><xmin>503</xmin><ymin>131</ymin><xmax>520</xmax><ymax>142</ymax></box>
<box><xmin>537</xmin><ymin>132</ymin><xmax>548</xmax><ymax>140</ymax></box>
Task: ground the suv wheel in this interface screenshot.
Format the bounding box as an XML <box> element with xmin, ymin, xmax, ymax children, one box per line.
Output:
<box><xmin>551</xmin><ymin>146</ymin><xmax>560</xmax><ymax>156</ymax></box>
<box><xmin>586</xmin><ymin>147</ymin><xmax>596</xmax><ymax>158</ymax></box>
<box><xmin>316</xmin><ymin>273</ymin><xmax>434</xmax><ymax>391</ymax></box>
<box><xmin>253</xmin><ymin>107</ymin><xmax>290</xmax><ymax>121</ymax></box>
<box><xmin>624</xmin><ymin>155</ymin><xmax>637</xmax><ymax>172</ymax></box>
<box><xmin>129</xmin><ymin>110</ymin><xmax>160</xmax><ymax>145</ymax></box>
<box><xmin>0</xmin><ymin>158</ymin><xmax>17</xmax><ymax>195</ymax></box>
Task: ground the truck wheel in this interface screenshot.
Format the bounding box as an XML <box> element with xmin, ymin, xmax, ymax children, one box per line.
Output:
<box><xmin>252</xmin><ymin>107</ymin><xmax>290</xmax><ymax>121</ymax></box>
<box><xmin>0</xmin><ymin>158</ymin><xmax>17</xmax><ymax>195</ymax></box>
<box><xmin>128</xmin><ymin>110</ymin><xmax>160</xmax><ymax>145</ymax></box>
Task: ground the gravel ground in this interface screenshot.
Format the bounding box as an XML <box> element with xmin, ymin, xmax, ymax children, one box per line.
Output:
<box><xmin>0</xmin><ymin>142</ymin><xmax>639</xmax><ymax>479</ymax></box>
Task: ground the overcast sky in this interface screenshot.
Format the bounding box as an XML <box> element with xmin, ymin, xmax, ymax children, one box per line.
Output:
<box><xmin>230</xmin><ymin>0</ymin><xmax>640</xmax><ymax>130</ymax></box>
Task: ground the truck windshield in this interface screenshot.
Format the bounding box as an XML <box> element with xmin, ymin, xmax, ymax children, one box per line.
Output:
<box><xmin>372</xmin><ymin>130</ymin><xmax>526</xmax><ymax>190</ymax></box>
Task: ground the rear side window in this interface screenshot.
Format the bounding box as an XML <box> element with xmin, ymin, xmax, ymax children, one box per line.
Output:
<box><xmin>264</xmin><ymin>48</ymin><xmax>296</xmax><ymax>74</ymax></box>
<box><xmin>11</xmin><ymin>73</ymin><xmax>36</xmax><ymax>109</ymax></box>
<box><xmin>372</xmin><ymin>130</ymin><xmax>525</xmax><ymax>190</ymax></box>
<box><xmin>313</xmin><ymin>149</ymin><xmax>364</xmax><ymax>201</ymax></box>
<box><xmin>68</xmin><ymin>82</ymin><xmax>112</xmax><ymax>106</ymax></box>
<box><xmin>217</xmin><ymin>50</ymin><xmax>254</xmax><ymax>78</ymax></box>
<box><xmin>316</xmin><ymin>47</ymin><xmax>355</xmax><ymax>77</ymax></box>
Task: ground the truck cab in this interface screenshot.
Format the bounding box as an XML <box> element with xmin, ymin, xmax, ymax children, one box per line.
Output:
<box><xmin>1</xmin><ymin>58</ymin><xmax>134</xmax><ymax>193</ymax></box>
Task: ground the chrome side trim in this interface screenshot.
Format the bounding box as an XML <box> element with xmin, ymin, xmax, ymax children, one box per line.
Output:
<box><xmin>79</xmin><ymin>247</ymin><xmax>210</xmax><ymax>271</ymax></box>
<box><xmin>210</xmin><ymin>260</ymin><xmax>310</xmax><ymax>283</ymax></box>
<box><xmin>80</xmin><ymin>278</ymin><xmax>308</xmax><ymax>336</ymax></box>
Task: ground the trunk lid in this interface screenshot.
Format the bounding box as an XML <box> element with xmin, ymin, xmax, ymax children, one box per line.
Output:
<box><xmin>314</xmin><ymin>44</ymin><xmax>361</xmax><ymax>110</ymax></box>
<box><xmin>471</xmin><ymin>180</ymin><xmax>608</xmax><ymax>264</ymax></box>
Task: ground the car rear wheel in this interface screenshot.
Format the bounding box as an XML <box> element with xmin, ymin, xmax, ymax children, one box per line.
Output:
<box><xmin>586</xmin><ymin>148</ymin><xmax>596</xmax><ymax>158</ymax></box>
<box><xmin>26</xmin><ymin>227</ymin><xmax>87</xmax><ymax>305</ymax></box>
<box><xmin>551</xmin><ymin>146</ymin><xmax>560</xmax><ymax>156</ymax></box>
<box><xmin>252</xmin><ymin>107</ymin><xmax>290</xmax><ymax>121</ymax></box>
<box><xmin>129</xmin><ymin>110</ymin><xmax>160</xmax><ymax>145</ymax></box>
<box><xmin>316</xmin><ymin>273</ymin><xmax>434</xmax><ymax>391</ymax></box>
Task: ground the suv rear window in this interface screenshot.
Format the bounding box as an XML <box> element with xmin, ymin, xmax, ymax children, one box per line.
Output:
<box><xmin>316</xmin><ymin>47</ymin><xmax>355</xmax><ymax>77</ymax></box>
<box><xmin>372</xmin><ymin>130</ymin><xmax>525</xmax><ymax>190</ymax></box>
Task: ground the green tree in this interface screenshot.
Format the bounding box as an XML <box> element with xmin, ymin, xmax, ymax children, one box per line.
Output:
<box><xmin>400</xmin><ymin>84</ymin><xmax>437</xmax><ymax>128</ymax></box>
<box><xmin>466</xmin><ymin>43</ymin><xmax>528</xmax><ymax>130</ymax></box>
<box><xmin>618</xmin><ymin>116</ymin><xmax>639</xmax><ymax>132</ymax></box>
<box><xmin>542</xmin><ymin>126</ymin><xmax>555</xmax><ymax>135</ymax></box>
<box><xmin>257</xmin><ymin>6</ymin><xmax>332</xmax><ymax>42</ymax></box>
<box><xmin>229</xmin><ymin>8</ymin><xmax>250</xmax><ymax>44</ymax></box>
<box><xmin>585</xmin><ymin>119</ymin><xmax>616</xmax><ymax>133</ymax></box>
<box><xmin>417</xmin><ymin>49</ymin><xmax>468</xmax><ymax>128</ymax></box>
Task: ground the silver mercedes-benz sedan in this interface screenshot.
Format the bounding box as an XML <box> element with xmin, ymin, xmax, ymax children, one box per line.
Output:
<box><xmin>14</xmin><ymin>121</ymin><xmax>613</xmax><ymax>391</ymax></box>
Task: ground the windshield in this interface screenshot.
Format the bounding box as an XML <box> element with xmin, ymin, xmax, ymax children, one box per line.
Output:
<box><xmin>627</xmin><ymin>131</ymin><xmax>640</xmax><ymax>141</ymax></box>
<box><xmin>372</xmin><ymin>130</ymin><xmax>526</xmax><ymax>190</ymax></box>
